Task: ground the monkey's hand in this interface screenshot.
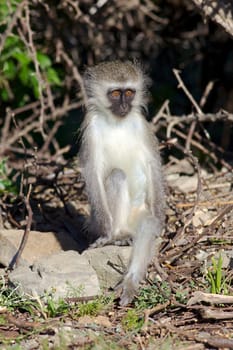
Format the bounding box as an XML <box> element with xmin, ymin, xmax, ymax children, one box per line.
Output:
<box><xmin>89</xmin><ymin>236</ymin><xmax>112</xmax><ymax>248</ymax></box>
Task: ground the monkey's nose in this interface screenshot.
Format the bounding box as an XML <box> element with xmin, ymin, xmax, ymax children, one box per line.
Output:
<box><xmin>119</xmin><ymin>95</ymin><xmax>129</xmax><ymax>116</ymax></box>
<box><xmin>120</xmin><ymin>105</ymin><xmax>129</xmax><ymax>116</ymax></box>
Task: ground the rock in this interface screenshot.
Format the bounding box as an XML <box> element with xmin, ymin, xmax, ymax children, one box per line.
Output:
<box><xmin>165</xmin><ymin>158</ymin><xmax>194</xmax><ymax>175</ymax></box>
<box><xmin>167</xmin><ymin>169</ymin><xmax>208</xmax><ymax>193</ymax></box>
<box><xmin>192</xmin><ymin>209</ymin><xmax>213</xmax><ymax>227</ymax></box>
<box><xmin>82</xmin><ymin>246</ymin><xmax>131</xmax><ymax>290</ymax></box>
<box><xmin>167</xmin><ymin>174</ymin><xmax>198</xmax><ymax>193</ymax></box>
<box><xmin>0</xmin><ymin>229</ymin><xmax>80</xmax><ymax>267</ymax></box>
<box><xmin>8</xmin><ymin>250</ymin><xmax>100</xmax><ymax>299</ymax></box>
<box><xmin>0</xmin><ymin>233</ymin><xmax>27</xmax><ymax>267</ymax></box>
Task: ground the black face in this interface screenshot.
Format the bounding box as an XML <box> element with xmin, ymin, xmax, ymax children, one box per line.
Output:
<box><xmin>107</xmin><ymin>88</ymin><xmax>136</xmax><ymax>117</ymax></box>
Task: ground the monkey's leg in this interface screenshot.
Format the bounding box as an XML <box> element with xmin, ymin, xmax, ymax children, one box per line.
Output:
<box><xmin>118</xmin><ymin>216</ymin><xmax>162</xmax><ymax>306</ymax></box>
<box><xmin>90</xmin><ymin>168</ymin><xmax>131</xmax><ymax>248</ymax></box>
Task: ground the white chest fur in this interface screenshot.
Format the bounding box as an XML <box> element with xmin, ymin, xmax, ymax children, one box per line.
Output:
<box><xmin>90</xmin><ymin>114</ymin><xmax>150</xmax><ymax>205</ymax></box>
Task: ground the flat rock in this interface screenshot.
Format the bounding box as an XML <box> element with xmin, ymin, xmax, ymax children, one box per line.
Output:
<box><xmin>0</xmin><ymin>229</ymin><xmax>80</xmax><ymax>267</ymax></box>
<box><xmin>82</xmin><ymin>246</ymin><xmax>131</xmax><ymax>290</ymax></box>
<box><xmin>167</xmin><ymin>169</ymin><xmax>208</xmax><ymax>193</ymax></box>
<box><xmin>166</xmin><ymin>174</ymin><xmax>198</xmax><ymax>193</ymax></box>
<box><xmin>165</xmin><ymin>158</ymin><xmax>194</xmax><ymax>175</ymax></box>
<box><xmin>192</xmin><ymin>209</ymin><xmax>213</xmax><ymax>227</ymax></box>
<box><xmin>9</xmin><ymin>250</ymin><xmax>100</xmax><ymax>299</ymax></box>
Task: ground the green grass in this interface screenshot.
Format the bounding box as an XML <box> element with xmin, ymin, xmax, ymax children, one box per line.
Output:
<box><xmin>77</xmin><ymin>294</ymin><xmax>114</xmax><ymax>317</ymax></box>
<box><xmin>206</xmin><ymin>253</ymin><xmax>230</xmax><ymax>294</ymax></box>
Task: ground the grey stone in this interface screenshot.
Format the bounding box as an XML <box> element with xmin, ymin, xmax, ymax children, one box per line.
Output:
<box><xmin>82</xmin><ymin>246</ymin><xmax>131</xmax><ymax>290</ymax></box>
<box><xmin>9</xmin><ymin>250</ymin><xmax>100</xmax><ymax>299</ymax></box>
<box><xmin>0</xmin><ymin>229</ymin><xmax>80</xmax><ymax>267</ymax></box>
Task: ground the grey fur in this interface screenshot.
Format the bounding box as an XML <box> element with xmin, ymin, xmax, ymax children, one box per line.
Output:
<box><xmin>79</xmin><ymin>61</ymin><xmax>165</xmax><ymax>306</ymax></box>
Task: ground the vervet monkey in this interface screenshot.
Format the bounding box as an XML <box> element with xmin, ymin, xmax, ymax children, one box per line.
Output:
<box><xmin>80</xmin><ymin>61</ymin><xmax>165</xmax><ymax>306</ymax></box>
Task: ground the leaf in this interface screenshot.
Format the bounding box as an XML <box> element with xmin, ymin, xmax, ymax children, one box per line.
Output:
<box><xmin>12</xmin><ymin>50</ymin><xmax>31</xmax><ymax>65</ymax></box>
<box><xmin>3</xmin><ymin>60</ymin><xmax>17</xmax><ymax>79</ymax></box>
<box><xmin>46</xmin><ymin>67</ymin><xmax>61</xmax><ymax>85</ymax></box>
<box><xmin>216</xmin><ymin>254</ymin><xmax>223</xmax><ymax>293</ymax></box>
<box><xmin>0</xmin><ymin>159</ymin><xmax>7</xmax><ymax>174</ymax></box>
<box><xmin>3</xmin><ymin>35</ymin><xmax>21</xmax><ymax>50</ymax></box>
<box><xmin>0</xmin><ymin>88</ymin><xmax>9</xmax><ymax>101</ymax></box>
<box><xmin>29</xmin><ymin>72</ymin><xmax>39</xmax><ymax>98</ymax></box>
<box><xmin>19</xmin><ymin>65</ymin><xmax>30</xmax><ymax>85</ymax></box>
<box><xmin>0</xmin><ymin>3</ymin><xmax>9</xmax><ymax>21</ymax></box>
<box><xmin>37</xmin><ymin>52</ymin><xmax>52</xmax><ymax>69</ymax></box>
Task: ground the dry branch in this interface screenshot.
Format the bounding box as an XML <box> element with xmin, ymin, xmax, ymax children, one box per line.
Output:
<box><xmin>192</xmin><ymin>0</ymin><xmax>233</xmax><ymax>37</ymax></box>
<box><xmin>142</xmin><ymin>300</ymin><xmax>170</xmax><ymax>331</ymax></box>
<box><xmin>200</xmin><ymin>308</ymin><xmax>233</xmax><ymax>320</ymax></box>
<box><xmin>188</xmin><ymin>291</ymin><xmax>233</xmax><ymax>305</ymax></box>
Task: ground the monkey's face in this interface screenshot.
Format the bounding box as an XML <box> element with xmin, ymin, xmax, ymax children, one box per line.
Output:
<box><xmin>107</xmin><ymin>88</ymin><xmax>136</xmax><ymax>117</ymax></box>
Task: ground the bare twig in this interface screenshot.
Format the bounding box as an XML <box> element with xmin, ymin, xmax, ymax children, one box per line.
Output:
<box><xmin>200</xmin><ymin>308</ymin><xmax>233</xmax><ymax>320</ymax></box>
<box><xmin>188</xmin><ymin>291</ymin><xmax>233</xmax><ymax>305</ymax></box>
<box><xmin>24</xmin><ymin>3</ymin><xmax>46</xmax><ymax>137</ymax></box>
<box><xmin>173</xmin><ymin>69</ymin><xmax>202</xmax><ymax>114</ymax></box>
<box><xmin>185</xmin><ymin>120</ymin><xmax>197</xmax><ymax>151</ymax></box>
<box><xmin>191</xmin><ymin>0</ymin><xmax>233</xmax><ymax>37</ymax></box>
<box><xmin>56</xmin><ymin>41</ymin><xmax>86</xmax><ymax>105</ymax></box>
<box><xmin>142</xmin><ymin>300</ymin><xmax>170</xmax><ymax>331</ymax></box>
<box><xmin>152</xmin><ymin>99</ymin><xmax>170</xmax><ymax>125</ymax></box>
<box><xmin>176</xmin><ymin>199</ymin><xmax>233</xmax><ymax>208</ymax></box>
<box><xmin>9</xmin><ymin>183</ymin><xmax>33</xmax><ymax>269</ymax></box>
<box><xmin>200</xmin><ymin>81</ymin><xmax>215</xmax><ymax>108</ymax></box>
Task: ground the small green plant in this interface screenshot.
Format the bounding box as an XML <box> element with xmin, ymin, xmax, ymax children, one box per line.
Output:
<box><xmin>77</xmin><ymin>294</ymin><xmax>114</xmax><ymax>317</ymax></box>
<box><xmin>0</xmin><ymin>314</ymin><xmax>7</xmax><ymax>326</ymax></box>
<box><xmin>0</xmin><ymin>0</ymin><xmax>62</xmax><ymax>107</ymax></box>
<box><xmin>45</xmin><ymin>296</ymin><xmax>70</xmax><ymax>318</ymax></box>
<box><xmin>0</xmin><ymin>279</ymin><xmax>68</xmax><ymax>318</ymax></box>
<box><xmin>0</xmin><ymin>278</ymin><xmax>38</xmax><ymax>314</ymax></box>
<box><xmin>121</xmin><ymin>309</ymin><xmax>143</xmax><ymax>332</ymax></box>
<box><xmin>134</xmin><ymin>279</ymin><xmax>171</xmax><ymax>310</ymax></box>
<box><xmin>207</xmin><ymin>253</ymin><xmax>228</xmax><ymax>294</ymax></box>
<box><xmin>175</xmin><ymin>289</ymin><xmax>188</xmax><ymax>304</ymax></box>
<box><xmin>0</xmin><ymin>158</ymin><xmax>17</xmax><ymax>195</ymax></box>
<box><xmin>0</xmin><ymin>34</ymin><xmax>62</xmax><ymax>104</ymax></box>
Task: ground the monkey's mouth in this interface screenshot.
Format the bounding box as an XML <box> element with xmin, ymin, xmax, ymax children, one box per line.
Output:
<box><xmin>111</xmin><ymin>106</ymin><xmax>131</xmax><ymax>117</ymax></box>
<box><xmin>119</xmin><ymin>110</ymin><xmax>129</xmax><ymax>117</ymax></box>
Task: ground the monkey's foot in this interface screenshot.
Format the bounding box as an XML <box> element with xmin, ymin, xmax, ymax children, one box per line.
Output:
<box><xmin>89</xmin><ymin>236</ymin><xmax>132</xmax><ymax>248</ymax></box>
<box><xmin>115</xmin><ymin>278</ymin><xmax>138</xmax><ymax>306</ymax></box>
<box><xmin>112</xmin><ymin>238</ymin><xmax>132</xmax><ymax>246</ymax></box>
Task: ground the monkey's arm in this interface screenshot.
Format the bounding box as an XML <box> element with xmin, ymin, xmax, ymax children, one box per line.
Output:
<box><xmin>80</xmin><ymin>136</ymin><xmax>113</xmax><ymax>241</ymax></box>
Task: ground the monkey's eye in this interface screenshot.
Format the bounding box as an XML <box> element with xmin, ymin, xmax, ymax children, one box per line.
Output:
<box><xmin>125</xmin><ymin>89</ymin><xmax>135</xmax><ymax>97</ymax></box>
<box><xmin>111</xmin><ymin>90</ymin><xmax>121</xmax><ymax>98</ymax></box>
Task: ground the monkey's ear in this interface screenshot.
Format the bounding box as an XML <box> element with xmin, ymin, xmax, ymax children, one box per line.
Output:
<box><xmin>141</xmin><ymin>105</ymin><xmax>149</xmax><ymax>119</ymax></box>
